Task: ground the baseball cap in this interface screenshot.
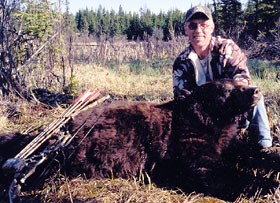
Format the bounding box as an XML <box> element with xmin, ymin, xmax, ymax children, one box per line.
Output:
<box><xmin>185</xmin><ymin>5</ymin><xmax>213</xmax><ymax>23</ymax></box>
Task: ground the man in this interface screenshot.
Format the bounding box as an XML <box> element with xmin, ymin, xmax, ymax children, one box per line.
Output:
<box><xmin>173</xmin><ymin>5</ymin><xmax>272</xmax><ymax>148</ymax></box>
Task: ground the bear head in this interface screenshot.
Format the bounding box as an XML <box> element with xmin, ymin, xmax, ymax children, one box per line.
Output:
<box><xmin>191</xmin><ymin>79</ymin><xmax>261</xmax><ymax>122</ymax></box>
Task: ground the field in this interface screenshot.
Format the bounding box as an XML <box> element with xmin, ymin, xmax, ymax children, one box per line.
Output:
<box><xmin>1</xmin><ymin>48</ymin><xmax>280</xmax><ymax>202</ymax></box>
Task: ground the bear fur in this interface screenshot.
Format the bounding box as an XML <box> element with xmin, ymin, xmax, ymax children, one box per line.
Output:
<box><xmin>1</xmin><ymin>79</ymin><xmax>279</xmax><ymax>201</ymax></box>
<box><xmin>64</xmin><ymin>79</ymin><xmax>261</xmax><ymax>180</ymax></box>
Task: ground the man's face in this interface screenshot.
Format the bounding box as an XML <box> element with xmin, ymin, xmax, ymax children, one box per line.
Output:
<box><xmin>184</xmin><ymin>18</ymin><xmax>214</xmax><ymax>50</ymax></box>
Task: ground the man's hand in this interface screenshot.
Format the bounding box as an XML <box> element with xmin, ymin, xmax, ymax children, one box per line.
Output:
<box><xmin>234</xmin><ymin>77</ymin><xmax>250</xmax><ymax>86</ymax></box>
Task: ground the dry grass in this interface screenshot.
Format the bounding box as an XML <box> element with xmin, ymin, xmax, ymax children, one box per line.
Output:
<box><xmin>252</xmin><ymin>77</ymin><xmax>280</xmax><ymax>121</ymax></box>
<box><xmin>1</xmin><ymin>60</ymin><xmax>280</xmax><ymax>202</ymax></box>
<box><xmin>72</xmin><ymin>36</ymin><xmax>189</xmax><ymax>64</ymax></box>
<box><xmin>0</xmin><ymin>98</ymin><xmax>65</xmax><ymax>134</ymax></box>
<box><xmin>0</xmin><ymin>98</ymin><xmax>9</xmax><ymax>132</ymax></box>
<box><xmin>20</xmin><ymin>175</ymin><xmax>280</xmax><ymax>203</ymax></box>
<box><xmin>72</xmin><ymin>63</ymin><xmax>173</xmax><ymax>103</ymax></box>
<box><xmin>28</xmin><ymin>175</ymin><xmax>228</xmax><ymax>203</ymax></box>
<box><xmin>1</xmin><ymin>61</ymin><xmax>173</xmax><ymax>133</ymax></box>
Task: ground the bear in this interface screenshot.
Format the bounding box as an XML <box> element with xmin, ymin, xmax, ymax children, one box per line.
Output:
<box><xmin>64</xmin><ymin>79</ymin><xmax>260</xmax><ymax>179</ymax></box>
<box><xmin>1</xmin><ymin>78</ymin><xmax>278</xmax><ymax>201</ymax></box>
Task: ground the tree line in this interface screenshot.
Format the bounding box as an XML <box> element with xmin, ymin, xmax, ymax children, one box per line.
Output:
<box><xmin>0</xmin><ymin>0</ymin><xmax>279</xmax><ymax>98</ymax></box>
<box><xmin>74</xmin><ymin>0</ymin><xmax>280</xmax><ymax>42</ymax></box>
<box><xmin>74</xmin><ymin>6</ymin><xmax>185</xmax><ymax>41</ymax></box>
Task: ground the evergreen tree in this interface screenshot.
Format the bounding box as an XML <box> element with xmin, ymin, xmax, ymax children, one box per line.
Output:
<box><xmin>127</xmin><ymin>13</ymin><xmax>141</xmax><ymax>40</ymax></box>
<box><xmin>118</xmin><ymin>5</ymin><xmax>128</xmax><ymax>35</ymax></box>
<box><xmin>172</xmin><ymin>9</ymin><xmax>185</xmax><ymax>36</ymax></box>
<box><xmin>212</xmin><ymin>0</ymin><xmax>223</xmax><ymax>35</ymax></box>
<box><xmin>110</xmin><ymin>10</ymin><xmax>121</xmax><ymax>37</ymax></box>
<box><xmin>0</xmin><ymin>0</ymin><xmax>58</xmax><ymax>96</ymax></box>
<box><xmin>140</xmin><ymin>8</ymin><xmax>154</xmax><ymax>39</ymax></box>
<box><xmin>243</xmin><ymin>0</ymin><xmax>258</xmax><ymax>38</ymax></box>
<box><xmin>87</xmin><ymin>10</ymin><xmax>98</xmax><ymax>36</ymax></box>
<box><xmin>154</xmin><ymin>11</ymin><xmax>165</xmax><ymax>28</ymax></box>
<box><xmin>63</xmin><ymin>0</ymin><xmax>76</xmax><ymax>34</ymax></box>
<box><xmin>95</xmin><ymin>5</ymin><xmax>104</xmax><ymax>37</ymax></box>
<box><xmin>163</xmin><ymin>11</ymin><xmax>174</xmax><ymax>40</ymax></box>
<box><xmin>218</xmin><ymin>0</ymin><xmax>243</xmax><ymax>38</ymax></box>
<box><xmin>102</xmin><ymin>10</ymin><xmax>110</xmax><ymax>36</ymax></box>
<box><xmin>75</xmin><ymin>10</ymin><xmax>85</xmax><ymax>32</ymax></box>
<box><xmin>256</xmin><ymin>0</ymin><xmax>280</xmax><ymax>37</ymax></box>
<box><xmin>243</xmin><ymin>0</ymin><xmax>280</xmax><ymax>38</ymax></box>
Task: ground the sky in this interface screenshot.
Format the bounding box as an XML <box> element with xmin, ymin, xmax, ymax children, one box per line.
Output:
<box><xmin>62</xmin><ymin>0</ymin><xmax>249</xmax><ymax>15</ymax></box>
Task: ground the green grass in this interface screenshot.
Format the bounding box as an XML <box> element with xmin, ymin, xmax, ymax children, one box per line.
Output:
<box><xmin>71</xmin><ymin>60</ymin><xmax>173</xmax><ymax>103</ymax></box>
<box><xmin>2</xmin><ymin>58</ymin><xmax>280</xmax><ymax>136</ymax></box>
<box><xmin>105</xmin><ymin>59</ymin><xmax>174</xmax><ymax>75</ymax></box>
<box><xmin>248</xmin><ymin>60</ymin><xmax>280</xmax><ymax>120</ymax></box>
<box><xmin>248</xmin><ymin>59</ymin><xmax>280</xmax><ymax>80</ymax></box>
<box><xmin>2</xmin><ymin>59</ymin><xmax>280</xmax><ymax>202</ymax></box>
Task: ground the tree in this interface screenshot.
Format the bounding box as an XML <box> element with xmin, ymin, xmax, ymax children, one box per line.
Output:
<box><xmin>172</xmin><ymin>9</ymin><xmax>185</xmax><ymax>36</ymax></box>
<box><xmin>212</xmin><ymin>0</ymin><xmax>223</xmax><ymax>35</ymax></box>
<box><xmin>87</xmin><ymin>10</ymin><xmax>98</xmax><ymax>35</ymax></box>
<box><xmin>163</xmin><ymin>11</ymin><xmax>173</xmax><ymax>40</ymax></box>
<box><xmin>243</xmin><ymin>0</ymin><xmax>280</xmax><ymax>39</ymax></box>
<box><xmin>63</xmin><ymin>0</ymin><xmax>76</xmax><ymax>34</ymax></box>
<box><xmin>109</xmin><ymin>10</ymin><xmax>121</xmax><ymax>37</ymax></box>
<box><xmin>216</xmin><ymin>0</ymin><xmax>243</xmax><ymax>39</ymax></box>
<box><xmin>254</xmin><ymin>0</ymin><xmax>280</xmax><ymax>37</ymax></box>
<box><xmin>118</xmin><ymin>5</ymin><xmax>128</xmax><ymax>35</ymax></box>
<box><xmin>140</xmin><ymin>8</ymin><xmax>154</xmax><ymax>39</ymax></box>
<box><xmin>153</xmin><ymin>11</ymin><xmax>165</xmax><ymax>29</ymax></box>
<box><xmin>75</xmin><ymin>10</ymin><xmax>85</xmax><ymax>32</ymax></box>
<box><xmin>127</xmin><ymin>13</ymin><xmax>141</xmax><ymax>40</ymax></box>
<box><xmin>0</xmin><ymin>0</ymin><xmax>58</xmax><ymax>97</ymax></box>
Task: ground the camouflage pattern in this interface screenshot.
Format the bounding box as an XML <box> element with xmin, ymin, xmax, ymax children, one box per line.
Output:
<box><xmin>173</xmin><ymin>36</ymin><xmax>250</xmax><ymax>100</ymax></box>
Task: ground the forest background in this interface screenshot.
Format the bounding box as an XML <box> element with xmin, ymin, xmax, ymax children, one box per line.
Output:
<box><xmin>0</xmin><ymin>0</ymin><xmax>279</xmax><ymax>99</ymax></box>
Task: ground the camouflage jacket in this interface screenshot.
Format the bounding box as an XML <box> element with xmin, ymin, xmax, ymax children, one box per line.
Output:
<box><xmin>173</xmin><ymin>37</ymin><xmax>250</xmax><ymax>100</ymax></box>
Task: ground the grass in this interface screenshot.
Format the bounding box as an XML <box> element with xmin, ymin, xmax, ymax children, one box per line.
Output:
<box><xmin>248</xmin><ymin>59</ymin><xmax>280</xmax><ymax>121</ymax></box>
<box><xmin>72</xmin><ymin>60</ymin><xmax>173</xmax><ymax>103</ymax></box>
<box><xmin>0</xmin><ymin>97</ymin><xmax>65</xmax><ymax>134</ymax></box>
<box><xmin>1</xmin><ymin>59</ymin><xmax>280</xmax><ymax>202</ymax></box>
<box><xmin>248</xmin><ymin>59</ymin><xmax>279</xmax><ymax>80</ymax></box>
<box><xmin>37</xmin><ymin>176</ymin><xmax>205</xmax><ymax>203</ymax></box>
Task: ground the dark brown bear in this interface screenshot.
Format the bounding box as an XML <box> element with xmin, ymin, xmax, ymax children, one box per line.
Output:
<box><xmin>0</xmin><ymin>79</ymin><xmax>270</xmax><ymax>201</ymax></box>
<box><xmin>63</xmin><ymin>78</ymin><xmax>261</xmax><ymax>182</ymax></box>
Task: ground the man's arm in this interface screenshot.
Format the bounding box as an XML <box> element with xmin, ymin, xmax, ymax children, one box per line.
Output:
<box><xmin>173</xmin><ymin>51</ymin><xmax>197</xmax><ymax>100</ymax></box>
<box><xmin>212</xmin><ymin>36</ymin><xmax>251</xmax><ymax>85</ymax></box>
